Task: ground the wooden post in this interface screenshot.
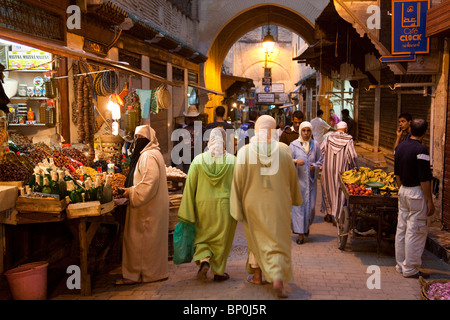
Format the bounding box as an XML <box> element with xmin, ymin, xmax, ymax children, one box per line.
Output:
<box><xmin>78</xmin><ymin>219</ymin><xmax>90</xmax><ymax>296</ymax></box>
<box><xmin>373</xmin><ymin>87</ymin><xmax>381</xmax><ymax>152</ymax></box>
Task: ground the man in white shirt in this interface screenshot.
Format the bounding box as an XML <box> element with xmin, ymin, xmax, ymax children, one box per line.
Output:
<box><xmin>310</xmin><ymin>109</ymin><xmax>334</xmax><ymax>146</ymax></box>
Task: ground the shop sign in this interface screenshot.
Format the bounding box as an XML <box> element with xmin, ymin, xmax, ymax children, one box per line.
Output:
<box><xmin>257</xmin><ymin>93</ymin><xmax>275</xmax><ymax>104</ymax></box>
<box><xmin>83</xmin><ymin>38</ymin><xmax>109</xmax><ymax>57</ymax></box>
<box><xmin>392</xmin><ymin>0</ymin><xmax>430</xmax><ymax>55</ymax></box>
<box><xmin>7</xmin><ymin>50</ymin><xmax>52</xmax><ymax>70</ymax></box>
<box><xmin>262</xmin><ymin>77</ymin><xmax>272</xmax><ymax>86</ymax></box>
<box><xmin>271</xmin><ymin>83</ymin><xmax>284</xmax><ymax>93</ymax></box>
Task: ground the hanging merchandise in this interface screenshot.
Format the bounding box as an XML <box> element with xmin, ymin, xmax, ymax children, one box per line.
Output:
<box><xmin>93</xmin><ymin>70</ymin><xmax>119</xmax><ymax>97</ymax></box>
<box><xmin>156</xmin><ymin>84</ymin><xmax>171</xmax><ymax>110</ymax></box>
<box><xmin>44</xmin><ymin>77</ymin><xmax>57</xmax><ymax>98</ymax></box>
<box><xmin>75</xmin><ymin>75</ymin><xmax>95</xmax><ymax>165</ymax></box>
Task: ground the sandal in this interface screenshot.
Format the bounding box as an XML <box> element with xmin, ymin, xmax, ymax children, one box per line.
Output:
<box><xmin>213</xmin><ymin>273</ymin><xmax>230</xmax><ymax>282</ymax></box>
<box><xmin>247</xmin><ymin>275</ymin><xmax>268</xmax><ymax>285</ymax></box>
<box><xmin>114</xmin><ymin>278</ymin><xmax>139</xmax><ymax>286</ymax></box>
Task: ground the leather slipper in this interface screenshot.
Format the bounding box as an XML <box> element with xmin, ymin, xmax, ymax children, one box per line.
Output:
<box><xmin>213</xmin><ymin>273</ymin><xmax>230</xmax><ymax>282</ymax></box>
<box><xmin>247</xmin><ymin>275</ymin><xmax>268</xmax><ymax>285</ymax></box>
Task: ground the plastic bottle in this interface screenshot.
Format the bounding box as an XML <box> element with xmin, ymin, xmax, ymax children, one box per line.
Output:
<box><xmin>57</xmin><ymin>170</ymin><xmax>67</xmax><ymax>198</ymax></box>
<box><xmin>45</xmin><ymin>100</ymin><xmax>56</xmax><ymax>127</ymax></box>
<box><xmin>95</xmin><ymin>175</ymin><xmax>103</xmax><ymax>202</ymax></box>
<box><xmin>4</xmin><ymin>148</ymin><xmax>21</xmax><ymax>164</ymax></box>
<box><xmin>15</xmin><ymin>151</ymin><xmax>34</xmax><ymax>172</ymax></box>
<box><xmin>124</xmin><ymin>105</ymin><xmax>136</xmax><ymax>133</ymax></box>
<box><xmin>39</xmin><ymin>100</ymin><xmax>47</xmax><ymax>124</ymax></box>
<box><xmin>50</xmin><ymin>171</ymin><xmax>60</xmax><ymax>196</ymax></box>
<box><xmin>27</xmin><ymin>108</ymin><xmax>34</xmax><ymax>121</ymax></box>
<box><xmin>42</xmin><ymin>177</ymin><xmax>52</xmax><ymax>194</ymax></box>
<box><xmin>101</xmin><ymin>174</ymin><xmax>113</xmax><ymax>204</ymax></box>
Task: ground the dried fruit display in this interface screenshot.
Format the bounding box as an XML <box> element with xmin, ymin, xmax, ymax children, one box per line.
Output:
<box><xmin>0</xmin><ymin>160</ymin><xmax>31</xmax><ymax>182</ymax></box>
<box><xmin>62</xmin><ymin>147</ymin><xmax>88</xmax><ymax>166</ymax></box>
<box><xmin>9</xmin><ymin>132</ymin><xmax>32</xmax><ymax>146</ymax></box>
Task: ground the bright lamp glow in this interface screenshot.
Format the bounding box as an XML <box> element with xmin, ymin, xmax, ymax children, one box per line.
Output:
<box><xmin>107</xmin><ymin>94</ymin><xmax>124</xmax><ymax>121</ymax></box>
<box><xmin>262</xmin><ymin>31</ymin><xmax>275</xmax><ymax>54</ymax></box>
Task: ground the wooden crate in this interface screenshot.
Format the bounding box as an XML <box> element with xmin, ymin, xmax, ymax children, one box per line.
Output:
<box><xmin>66</xmin><ymin>201</ymin><xmax>101</xmax><ymax>219</ymax></box>
<box><xmin>16</xmin><ymin>195</ymin><xmax>69</xmax><ymax>214</ymax></box>
<box><xmin>0</xmin><ymin>181</ymin><xmax>24</xmax><ymax>188</ymax></box>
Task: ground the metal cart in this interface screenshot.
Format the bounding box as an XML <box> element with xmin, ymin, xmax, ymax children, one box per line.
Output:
<box><xmin>337</xmin><ymin>175</ymin><xmax>398</xmax><ymax>254</ymax></box>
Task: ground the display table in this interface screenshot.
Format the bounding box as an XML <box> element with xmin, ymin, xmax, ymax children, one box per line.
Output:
<box><xmin>0</xmin><ymin>200</ymin><xmax>121</xmax><ymax>297</ymax></box>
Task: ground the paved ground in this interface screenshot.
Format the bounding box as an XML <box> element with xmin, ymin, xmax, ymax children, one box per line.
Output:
<box><xmin>50</xmin><ymin>185</ymin><xmax>450</xmax><ymax>301</ymax></box>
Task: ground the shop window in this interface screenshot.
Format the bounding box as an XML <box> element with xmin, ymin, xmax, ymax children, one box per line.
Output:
<box><xmin>173</xmin><ymin>67</ymin><xmax>184</xmax><ymax>82</ymax></box>
<box><xmin>150</xmin><ymin>61</ymin><xmax>167</xmax><ymax>78</ymax></box>
<box><xmin>188</xmin><ymin>71</ymin><xmax>198</xmax><ymax>85</ymax></box>
<box><xmin>187</xmin><ymin>86</ymin><xmax>199</xmax><ymax>106</ymax></box>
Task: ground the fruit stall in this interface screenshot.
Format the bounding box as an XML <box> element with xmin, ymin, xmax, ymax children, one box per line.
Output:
<box><xmin>338</xmin><ymin>167</ymin><xmax>399</xmax><ymax>253</ymax></box>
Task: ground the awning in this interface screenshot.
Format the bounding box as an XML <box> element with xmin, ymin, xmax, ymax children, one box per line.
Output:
<box><xmin>0</xmin><ymin>28</ymin><xmax>180</xmax><ymax>87</ymax></box>
<box><xmin>188</xmin><ymin>84</ymin><xmax>224</xmax><ymax>96</ymax></box>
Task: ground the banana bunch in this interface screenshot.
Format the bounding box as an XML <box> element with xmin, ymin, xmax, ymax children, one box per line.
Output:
<box><xmin>342</xmin><ymin>167</ymin><xmax>399</xmax><ymax>191</ymax></box>
<box><xmin>341</xmin><ymin>168</ymin><xmax>362</xmax><ymax>185</ymax></box>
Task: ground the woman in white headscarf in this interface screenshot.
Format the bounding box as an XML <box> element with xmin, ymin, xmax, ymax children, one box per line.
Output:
<box><xmin>178</xmin><ymin>127</ymin><xmax>237</xmax><ymax>281</ymax></box>
<box><xmin>116</xmin><ymin>125</ymin><xmax>169</xmax><ymax>285</ymax></box>
<box><xmin>230</xmin><ymin>115</ymin><xmax>302</xmax><ymax>298</ymax></box>
<box><xmin>289</xmin><ymin>121</ymin><xmax>323</xmax><ymax>244</ymax></box>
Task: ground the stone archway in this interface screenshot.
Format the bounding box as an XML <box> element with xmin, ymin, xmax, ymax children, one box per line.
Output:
<box><xmin>200</xmin><ymin>3</ymin><xmax>320</xmax><ymax>120</ymax></box>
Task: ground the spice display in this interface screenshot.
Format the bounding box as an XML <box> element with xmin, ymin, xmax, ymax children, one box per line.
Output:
<box><xmin>426</xmin><ymin>281</ymin><xmax>450</xmax><ymax>300</ymax></box>
<box><xmin>111</xmin><ymin>173</ymin><xmax>126</xmax><ymax>198</ymax></box>
<box><xmin>0</xmin><ymin>160</ymin><xmax>31</xmax><ymax>182</ymax></box>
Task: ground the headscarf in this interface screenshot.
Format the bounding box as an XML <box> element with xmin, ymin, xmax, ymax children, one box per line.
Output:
<box><xmin>298</xmin><ymin>121</ymin><xmax>313</xmax><ymax>154</ymax></box>
<box><xmin>207</xmin><ymin>127</ymin><xmax>226</xmax><ymax>157</ymax></box>
<box><xmin>252</xmin><ymin>115</ymin><xmax>276</xmax><ymax>143</ymax></box>
<box><xmin>124</xmin><ymin>125</ymin><xmax>155</xmax><ymax>188</ymax></box>
<box><xmin>336</xmin><ymin>121</ymin><xmax>348</xmax><ymax>130</ymax></box>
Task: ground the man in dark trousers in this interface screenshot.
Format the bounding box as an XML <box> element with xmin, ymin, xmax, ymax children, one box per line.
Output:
<box><xmin>237</xmin><ymin>109</ymin><xmax>259</xmax><ymax>150</ymax></box>
<box><xmin>394</xmin><ymin>118</ymin><xmax>434</xmax><ymax>279</ymax></box>
<box><xmin>280</xmin><ymin>110</ymin><xmax>304</xmax><ymax>146</ymax></box>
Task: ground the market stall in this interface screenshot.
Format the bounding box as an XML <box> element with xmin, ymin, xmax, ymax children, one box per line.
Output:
<box><xmin>337</xmin><ymin>167</ymin><xmax>399</xmax><ymax>254</ymax></box>
<box><xmin>0</xmin><ymin>38</ymin><xmax>184</xmax><ymax>297</ymax></box>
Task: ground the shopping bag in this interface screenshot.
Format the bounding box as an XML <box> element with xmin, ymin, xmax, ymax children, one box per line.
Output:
<box><xmin>173</xmin><ymin>221</ymin><xmax>196</xmax><ymax>265</ymax></box>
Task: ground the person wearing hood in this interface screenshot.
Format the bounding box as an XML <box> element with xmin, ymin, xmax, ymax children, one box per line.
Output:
<box><xmin>230</xmin><ymin>115</ymin><xmax>302</xmax><ymax>298</ymax></box>
<box><xmin>320</xmin><ymin>121</ymin><xmax>358</xmax><ymax>225</ymax></box>
<box><xmin>289</xmin><ymin>121</ymin><xmax>323</xmax><ymax>245</ymax></box>
<box><xmin>177</xmin><ymin>127</ymin><xmax>237</xmax><ymax>282</ymax></box>
<box><xmin>116</xmin><ymin>125</ymin><xmax>169</xmax><ymax>285</ymax></box>
<box><xmin>0</xmin><ymin>63</ymin><xmax>10</xmax><ymax>115</ymax></box>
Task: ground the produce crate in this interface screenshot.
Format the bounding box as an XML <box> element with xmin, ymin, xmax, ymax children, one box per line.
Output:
<box><xmin>419</xmin><ymin>276</ymin><xmax>450</xmax><ymax>300</ymax></box>
<box><xmin>66</xmin><ymin>201</ymin><xmax>101</xmax><ymax>219</ymax></box>
<box><xmin>0</xmin><ymin>181</ymin><xmax>24</xmax><ymax>188</ymax></box>
<box><xmin>16</xmin><ymin>194</ymin><xmax>69</xmax><ymax>214</ymax></box>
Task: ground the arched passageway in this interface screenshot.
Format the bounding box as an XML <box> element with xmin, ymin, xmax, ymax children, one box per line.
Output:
<box><xmin>202</xmin><ymin>4</ymin><xmax>318</xmax><ymax>119</ymax></box>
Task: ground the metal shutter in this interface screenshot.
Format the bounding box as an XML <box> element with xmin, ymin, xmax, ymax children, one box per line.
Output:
<box><xmin>357</xmin><ymin>79</ymin><xmax>374</xmax><ymax>145</ymax></box>
<box><xmin>400</xmin><ymin>94</ymin><xmax>431</xmax><ymax>148</ymax></box>
<box><xmin>379</xmin><ymin>89</ymin><xmax>398</xmax><ymax>151</ymax></box>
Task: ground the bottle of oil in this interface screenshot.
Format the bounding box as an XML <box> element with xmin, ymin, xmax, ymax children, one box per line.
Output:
<box><xmin>45</xmin><ymin>100</ymin><xmax>56</xmax><ymax>127</ymax></box>
<box><xmin>124</xmin><ymin>105</ymin><xmax>136</xmax><ymax>133</ymax></box>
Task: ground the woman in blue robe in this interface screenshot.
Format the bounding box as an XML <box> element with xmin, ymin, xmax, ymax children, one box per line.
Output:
<box><xmin>289</xmin><ymin>121</ymin><xmax>323</xmax><ymax>244</ymax></box>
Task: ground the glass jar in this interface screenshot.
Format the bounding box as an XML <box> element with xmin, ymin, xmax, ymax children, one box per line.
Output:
<box><xmin>18</xmin><ymin>84</ymin><xmax>27</xmax><ymax>97</ymax></box>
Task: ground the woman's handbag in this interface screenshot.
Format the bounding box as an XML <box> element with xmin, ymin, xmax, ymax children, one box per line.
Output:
<box><xmin>173</xmin><ymin>221</ymin><xmax>196</xmax><ymax>265</ymax></box>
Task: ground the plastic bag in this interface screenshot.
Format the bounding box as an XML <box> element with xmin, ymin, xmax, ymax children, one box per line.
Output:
<box><xmin>173</xmin><ymin>221</ymin><xmax>196</xmax><ymax>265</ymax></box>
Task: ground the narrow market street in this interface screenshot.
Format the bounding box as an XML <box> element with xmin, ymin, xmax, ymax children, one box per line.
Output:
<box><xmin>49</xmin><ymin>183</ymin><xmax>450</xmax><ymax>301</ymax></box>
